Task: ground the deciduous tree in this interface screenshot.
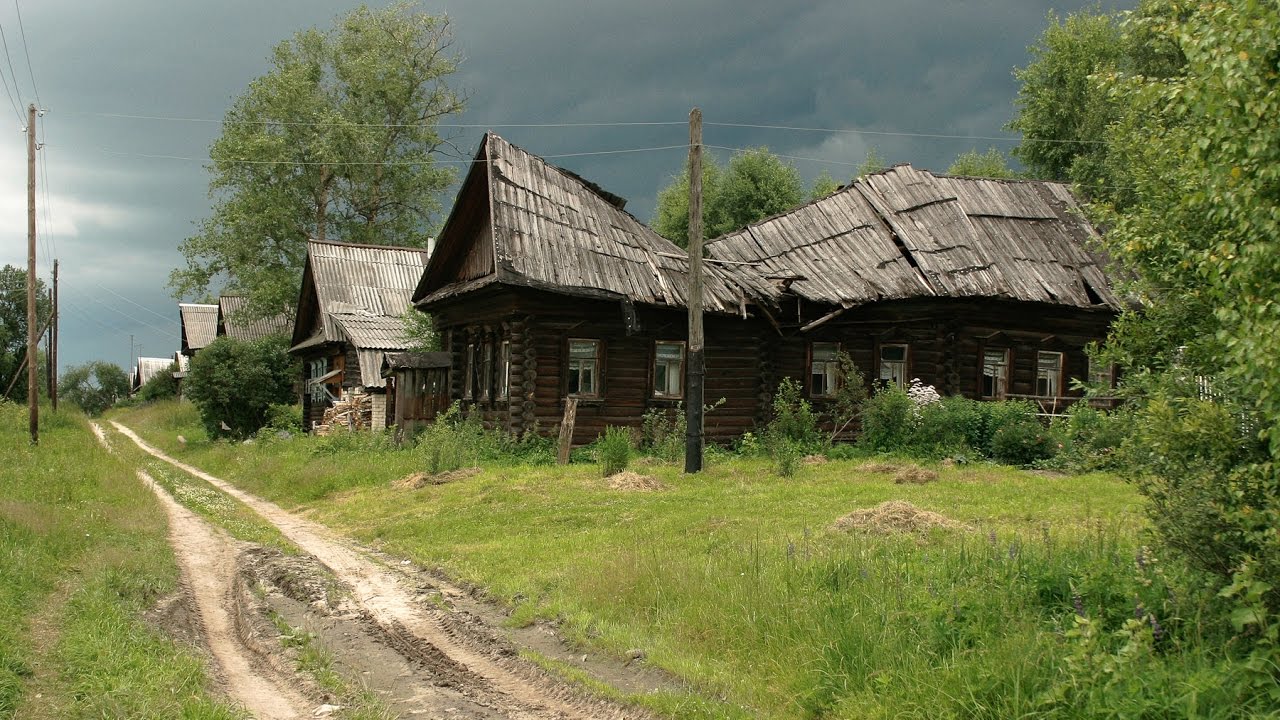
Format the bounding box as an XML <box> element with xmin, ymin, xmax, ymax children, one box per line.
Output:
<box><xmin>170</xmin><ymin>2</ymin><xmax>465</xmax><ymax>321</ymax></box>
<box><xmin>0</xmin><ymin>265</ymin><xmax>50</xmax><ymax>402</ymax></box>
<box><xmin>59</xmin><ymin>362</ymin><xmax>129</xmax><ymax>416</ymax></box>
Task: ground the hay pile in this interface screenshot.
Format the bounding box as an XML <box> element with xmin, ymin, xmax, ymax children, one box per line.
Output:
<box><xmin>802</xmin><ymin>454</ymin><xmax>829</xmax><ymax>465</ymax></box>
<box><xmin>832</xmin><ymin>501</ymin><xmax>969</xmax><ymax>535</ymax></box>
<box><xmin>394</xmin><ymin>467</ymin><xmax>481</xmax><ymax>490</ymax></box>
<box><xmin>893</xmin><ymin>466</ymin><xmax>939</xmax><ymax>485</ymax></box>
<box><xmin>606</xmin><ymin>471</ymin><xmax>667</xmax><ymax>492</ymax></box>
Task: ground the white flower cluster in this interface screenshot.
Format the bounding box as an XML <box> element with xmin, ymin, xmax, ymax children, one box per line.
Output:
<box><xmin>907</xmin><ymin>378</ymin><xmax>941</xmax><ymax>408</ymax></box>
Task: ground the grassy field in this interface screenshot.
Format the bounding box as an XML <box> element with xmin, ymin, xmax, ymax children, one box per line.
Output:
<box><xmin>0</xmin><ymin>401</ymin><xmax>242</xmax><ymax>719</ymax></box>
<box><xmin>112</xmin><ymin>400</ymin><xmax>1250</xmax><ymax>719</ymax></box>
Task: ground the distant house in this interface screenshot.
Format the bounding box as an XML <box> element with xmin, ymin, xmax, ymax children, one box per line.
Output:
<box><xmin>217</xmin><ymin>295</ymin><xmax>291</xmax><ymax>342</ymax></box>
<box><xmin>411</xmin><ymin>132</ymin><xmax>776</xmax><ymax>445</ymax></box>
<box><xmin>410</xmin><ymin>138</ymin><xmax>1121</xmax><ymax>444</ymax></box>
<box><xmin>706</xmin><ymin>164</ymin><xmax>1123</xmax><ymax>417</ymax></box>
<box><xmin>289</xmin><ymin>239</ymin><xmax>430</xmax><ymax>431</ymax></box>
<box><xmin>178</xmin><ymin>303</ymin><xmax>219</xmax><ymax>357</ymax></box>
<box><xmin>132</xmin><ymin>356</ymin><xmax>173</xmax><ymax>392</ymax></box>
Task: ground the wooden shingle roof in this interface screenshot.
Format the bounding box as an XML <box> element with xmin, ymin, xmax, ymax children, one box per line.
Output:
<box><xmin>707</xmin><ymin>165</ymin><xmax>1120</xmax><ymax>311</ymax></box>
<box><xmin>217</xmin><ymin>295</ymin><xmax>291</xmax><ymax>342</ymax></box>
<box><xmin>178</xmin><ymin>303</ymin><xmax>219</xmax><ymax>355</ymax></box>
<box><xmin>414</xmin><ymin>133</ymin><xmax>773</xmax><ymax>314</ymax></box>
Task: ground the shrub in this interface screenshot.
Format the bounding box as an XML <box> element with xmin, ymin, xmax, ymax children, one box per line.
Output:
<box><xmin>774</xmin><ymin>439</ymin><xmax>803</xmax><ymax>478</ymax></box>
<box><xmin>263</xmin><ymin>403</ymin><xmax>303</xmax><ymax>434</ymax></box>
<box><xmin>767</xmin><ymin>377</ymin><xmax>819</xmax><ymax>448</ymax></box>
<box><xmin>860</xmin><ymin>384</ymin><xmax>915</xmax><ymax>452</ymax></box>
<box><xmin>1052</xmin><ymin>402</ymin><xmax>1129</xmax><ymax>472</ymax></box>
<box><xmin>597</xmin><ymin>426</ymin><xmax>632</xmax><ymax>477</ymax></box>
<box><xmin>58</xmin><ymin>361</ymin><xmax>130</xmax><ymax>416</ymax></box>
<box><xmin>417</xmin><ymin>403</ymin><xmax>478</xmax><ymax>474</ymax></box>
<box><xmin>640</xmin><ymin>406</ymin><xmax>685</xmax><ymax>461</ymax></box>
<box><xmin>185</xmin><ymin>336</ymin><xmax>296</xmax><ymax>439</ymax></box>
<box><xmin>989</xmin><ymin>403</ymin><xmax>1056</xmax><ymax>466</ymax></box>
<box><xmin>912</xmin><ymin>396</ymin><xmax>981</xmax><ymax>457</ymax></box>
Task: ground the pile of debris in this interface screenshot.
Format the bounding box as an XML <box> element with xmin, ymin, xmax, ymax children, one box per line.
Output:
<box><xmin>313</xmin><ymin>389</ymin><xmax>372</xmax><ymax>435</ymax></box>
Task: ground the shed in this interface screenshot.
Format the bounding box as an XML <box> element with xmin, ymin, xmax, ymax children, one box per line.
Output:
<box><xmin>380</xmin><ymin>351</ymin><xmax>452</xmax><ymax>437</ymax></box>
<box><xmin>289</xmin><ymin>239</ymin><xmax>430</xmax><ymax>431</ymax></box>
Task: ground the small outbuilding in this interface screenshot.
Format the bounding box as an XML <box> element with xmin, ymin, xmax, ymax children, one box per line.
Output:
<box><xmin>380</xmin><ymin>351</ymin><xmax>452</xmax><ymax>438</ymax></box>
<box><xmin>289</xmin><ymin>239</ymin><xmax>430</xmax><ymax>432</ymax></box>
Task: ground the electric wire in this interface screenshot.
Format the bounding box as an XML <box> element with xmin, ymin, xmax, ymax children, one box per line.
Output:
<box><xmin>94</xmin><ymin>283</ymin><xmax>180</xmax><ymax>325</ymax></box>
<box><xmin>0</xmin><ymin>32</ymin><xmax>20</xmax><ymax>124</ymax></box>
<box><xmin>97</xmin><ymin>143</ymin><xmax>688</xmax><ymax>166</ymax></box>
<box><xmin>11</xmin><ymin>0</ymin><xmax>38</xmax><ymax>105</ymax></box>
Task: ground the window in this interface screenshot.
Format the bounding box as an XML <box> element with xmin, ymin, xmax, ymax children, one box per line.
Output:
<box><xmin>463</xmin><ymin>343</ymin><xmax>475</xmax><ymax>399</ymax></box>
<box><xmin>567</xmin><ymin>339</ymin><xmax>600</xmax><ymax>398</ymax></box>
<box><xmin>479</xmin><ymin>340</ymin><xmax>494</xmax><ymax>400</ymax></box>
<box><xmin>653</xmin><ymin>341</ymin><xmax>685</xmax><ymax>398</ymax></box>
<box><xmin>810</xmin><ymin>342</ymin><xmax>839</xmax><ymax>398</ymax></box>
<box><xmin>879</xmin><ymin>344</ymin><xmax>908</xmax><ymax>389</ymax></box>
<box><xmin>982</xmin><ymin>348</ymin><xmax>1009</xmax><ymax>399</ymax></box>
<box><xmin>497</xmin><ymin>341</ymin><xmax>511</xmax><ymax>400</ymax></box>
<box><xmin>1037</xmin><ymin>351</ymin><xmax>1064</xmax><ymax>397</ymax></box>
<box><xmin>1088</xmin><ymin>357</ymin><xmax>1114</xmax><ymax>389</ymax></box>
<box><xmin>307</xmin><ymin>358</ymin><xmax>328</xmax><ymax>403</ymax></box>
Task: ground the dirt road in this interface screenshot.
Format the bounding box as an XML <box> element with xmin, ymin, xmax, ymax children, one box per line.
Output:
<box><xmin>108</xmin><ymin>421</ymin><xmax>655</xmax><ymax>720</ymax></box>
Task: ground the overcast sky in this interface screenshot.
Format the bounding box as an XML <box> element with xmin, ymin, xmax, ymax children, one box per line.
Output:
<box><xmin>0</xmin><ymin>0</ymin><xmax>1130</xmax><ymax>373</ymax></box>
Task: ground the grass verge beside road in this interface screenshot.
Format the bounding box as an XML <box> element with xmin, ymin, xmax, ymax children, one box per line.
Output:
<box><xmin>112</xmin><ymin>399</ymin><xmax>1253</xmax><ymax>718</ymax></box>
<box><xmin>0</xmin><ymin>402</ymin><xmax>242</xmax><ymax>719</ymax></box>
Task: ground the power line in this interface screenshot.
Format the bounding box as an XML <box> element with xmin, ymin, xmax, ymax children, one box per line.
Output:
<box><xmin>78</xmin><ymin>111</ymin><xmax>687</xmax><ymax>130</ymax></box>
<box><xmin>59</xmin><ymin>284</ymin><xmax>180</xmax><ymax>340</ymax></box>
<box><xmin>0</xmin><ymin>22</ymin><xmax>24</xmax><ymax>104</ymax></box>
<box><xmin>11</xmin><ymin>0</ymin><xmax>37</xmax><ymax>104</ymax></box>
<box><xmin>93</xmin><ymin>282</ymin><xmax>180</xmax><ymax>325</ymax></box>
<box><xmin>0</xmin><ymin>38</ymin><xmax>20</xmax><ymax>123</ymax></box>
<box><xmin>98</xmin><ymin>143</ymin><xmax>689</xmax><ymax>166</ymax></box>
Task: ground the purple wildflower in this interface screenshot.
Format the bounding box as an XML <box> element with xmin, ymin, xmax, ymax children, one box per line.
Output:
<box><xmin>1150</xmin><ymin>613</ymin><xmax>1164</xmax><ymax>643</ymax></box>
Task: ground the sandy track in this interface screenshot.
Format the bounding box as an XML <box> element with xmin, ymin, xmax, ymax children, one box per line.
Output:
<box><xmin>110</xmin><ymin>421</ymin><xmax>650</xmax><ymax>720</ymax></box>
<box><xmin>90</xmin><ymin>421</ymin><xmax>309</xmax><ymax>719</ymax></box>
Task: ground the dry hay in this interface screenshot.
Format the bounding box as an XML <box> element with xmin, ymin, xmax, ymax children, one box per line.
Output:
<box><xmin>606</xmin><ymin>471</ymin><xmax>668</xmax><ymax>492</ymax></box>
<box><xmin>893</xmin><ymin>466</ymin><xmax>939</xmax><ymax>485</ymax></box>
<box><xmin>858</xmin><ymin>461</ymin><xmax>905</xmax><ymax>474</ymax></box>
<box><xmin>832</xmin><ymin>501</ymin><xmax>969</xmax><ymax>535</ymax></box>
<box><xmin>802</xmin><ymin>454</ymin><xmax>829</xmax><ymax>466</ymax></box>
<box><xmin>394</xmin><ymin>467</ymin><xmax>481</xmax><ymax>490</ymax></box>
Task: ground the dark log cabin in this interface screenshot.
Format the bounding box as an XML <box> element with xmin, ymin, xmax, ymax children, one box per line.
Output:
<box><xmin>411</xmin><ymin>135</ymin><xmax>1122</xmax><ymax>446</ymax></box>
<box><xmin>290</xmin><ymin>240</ymin><xmax>430</xmax><ymax>431</ymax></box>
<box><xmin>707</xmin><ymin>164</ymin><xmax>1123</xmax><ymax>425</ymax></box>
<box><xmin>411</xmin><ymin>133</ymin><xmax>777</xmax><ymax>445</ymax></box>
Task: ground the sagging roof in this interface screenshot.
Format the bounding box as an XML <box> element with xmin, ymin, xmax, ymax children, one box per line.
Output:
<box><xmin>413</xmin><ymin>132</ymin><xmax>774</xmax><ymax>314</ymax></box>
<box><xmin>707</xmin><ymin>164</ymin><xmax>1121</xmax><ymax>312</ymax></box>
<box><xmin>218</xmin><ymin>295</ymin><xmax>291</xmax><ymax>342</ymax></box>
<box><xmin>290</xmin><ymin>239</ymin><xmax>430</xmax><ymax>388</ymax></box>
<box><xmin>134</xmin><ymin>356</ymin><xmax>172</xmax><ymax>388</ymax></box>
<box><xmin>178</xmin><ymin>303</ymin><xmax>219</xmax><ymax>355</ymax></box>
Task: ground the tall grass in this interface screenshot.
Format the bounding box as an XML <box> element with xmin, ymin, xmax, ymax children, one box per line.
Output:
<box><xmin>0</xmin><ymin>401</ymin><xmax>241</xmax><ymax>719</ymax></box>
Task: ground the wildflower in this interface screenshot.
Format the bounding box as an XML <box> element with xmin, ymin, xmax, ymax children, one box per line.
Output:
<box><xmin>1149</xmin><ymin>613</ymin><xmax>1164</xmax><ymax>643</ymax></box>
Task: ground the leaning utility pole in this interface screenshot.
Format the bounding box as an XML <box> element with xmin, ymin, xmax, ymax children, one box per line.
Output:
<box><xmin>50</xmin><ymin>260</ymin><xmax>58</xmax><ymax>411</ymax></box>
<box><xmin>26</xmin><ymin>103</ymin><xmax>38</xmax><ymax>444</ymax></box>
<box><xmin>684</xmin><ymin>107</ymin><xmax>705</xmax><ymax>473</ymax></box>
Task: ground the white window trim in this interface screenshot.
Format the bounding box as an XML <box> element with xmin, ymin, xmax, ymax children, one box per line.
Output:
<box><xmin>982</xmin><ymin>348</ymin><xmax>1010</xmax><ymax>399</ymax></box>
<box><xmin>879</xmin><ymin>343</ymin><xmax>909</xmax><ymax>389</ymax></box>
<box><xmin>810</xmin><ymin>342</ymin><xmax>840</xmax><ymax>398</ymax></box>
<box><xmin>567</xmin><ymin>338</ymin><xmax>602</xmax><ymax>399</ymax></box>
<box><xmin>1036</xmin><ymin>351</ymin><xmax>1064</xmax><ymax>398</ymax></box>
<box><xmin>653</xmin><ymin>340</ymin><xmax>686</xmax><ymax>399</ymax></box>
<box><xmin>497</xmin><ymin>340</ymin><xmax>511</xmax><ymax>400</ymax></box>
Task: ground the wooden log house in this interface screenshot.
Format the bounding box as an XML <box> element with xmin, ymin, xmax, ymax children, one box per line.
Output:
<box><xmin>289</xmin><ymin>239</ymin><xmax>430</xmax><ymax>431</ymax></box>
<box><xmin>178</xmin><ymin>302</ymin><xmax>218</xmax><ymax>357</ymax></box>
<box><xmin>706</xmin><ymin>164</ymin><xmax>1123</xmax><ymax>423</ymax></box>
<box><xmin>409</xmin><ymin>134</ymin><xmax>1122</xmax><ymax>445</ymax></box>
<box><xmin>411</xmin><ymin>133</ymin><xmax>778</xmax><ymax>445</ymax></box>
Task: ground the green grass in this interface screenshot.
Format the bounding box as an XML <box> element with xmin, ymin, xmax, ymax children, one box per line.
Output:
<box><xmin>112</xmin><ymin>399</ymin><xmax>1258</xmax><ymax>718</ymax></box>
<box><xmin>0</xmin><ymin>401</ymin><xmax>242</xmax><ymax>719</ymax></box>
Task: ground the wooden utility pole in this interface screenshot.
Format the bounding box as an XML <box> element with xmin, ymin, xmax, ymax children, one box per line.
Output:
<box><xmin>50</xmin><ymin>260</ymin><xmax>58</xmax><ymax>411</ymax></box>
<box><xmin>684</xmin><ymin>107</ymin><xmax>704</xmax><ymax>473</ymax></box>
<box><xmin>26</xmin><ymin>104</ymin><xmax>37</xmax><ymax>444</ymax></box>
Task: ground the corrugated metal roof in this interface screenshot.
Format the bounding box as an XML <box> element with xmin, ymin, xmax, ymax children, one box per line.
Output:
<box><xmin>417</xmin><ymin>133</ymin><xmax>773</xmax><ymax>313</ymax></box>
<box><xmin>707</xmin><ymin>164</ymin><xmax>1120</xmax><ymax>311</ymax></box>
<box><xmin>308</xmin><ymin>240</ymin><xmax>428</xmax><ymax>346</ymax></box>
<box><xmin>218</xmin><ymin>295</ymin><xmax>291</xmax><ymax>342</ymax></box>
<box><xmin>179</xmin><ymin>303</ymin><xmax>219</xmax><ymax>354</ymax></box>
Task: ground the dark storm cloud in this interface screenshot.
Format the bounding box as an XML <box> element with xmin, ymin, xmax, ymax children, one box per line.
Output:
<box><xmin>0</xmin><ymin>0</ymin><xmax>1131</xmax><ymax>371</ymax></box>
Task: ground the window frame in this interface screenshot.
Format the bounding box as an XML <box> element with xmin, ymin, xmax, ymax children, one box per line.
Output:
<box><xmin>1036</xmin><ymin>351</ymin><xmax>1064</xmax><ymax>397</ymax></box>
<box><xmin>810</xmin><ymin>342</ymin><xmax>840</xmax><ymax>399</ymax></box>
<box><xmin>463</xmin><ymin>343</ymin><xmax>476</xmax><ymax>400</ymax></box>
<box><xmin>307</xmin><ymin>358</ymin><xmax>329</xmax><ymax>404</ymax></box>
<box><xmin>566</xmin><ymin>338</ymin><xmax>602</xmax><ymax>399</ymax></box>
<box><xmin>652</xmin><ymin>340</ymin><xmax>686</xmax><ymax>399</ymax></box>
<box><xmin>479</xmin><ymin>340</ymin><xmax>494</xmax><ymax>401</ymax></box>
<box><xmin>1087</xmin><ymin>357</ymin><xmax>1115</xmax><ymax>390</ymax></box>
<box><xmin>981</xmin><ymin>347</ymin><xmax>1010</xmax><ymax>399</ymax></box>
<box><xmin>878</xmin><ymin>343</ymin><xmax>909</xmax><ymax>389</ymax></box>
<box><xmin>497</xmin><ymin>340</ymin><xmax>511</xmax><ymax>400</ymax></box>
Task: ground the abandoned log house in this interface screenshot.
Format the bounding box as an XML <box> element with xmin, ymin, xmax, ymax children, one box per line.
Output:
<box><xmin>289</xmin><ymin>239</ymin><xmax>430</xmax><ymax>431</ymax></box>
<box><xmin>705</xmin><ymin>164</ymin><xmax>1123</xmax><ymax>418</ymax></box>
<box><xmin>217</xmin><ymin>294</ymin><xmax>291</xmax><ymax>342</ymax></box>
<box><xmin>408</xmin><ymin>135</ymin><xmax>1122</xmax><ymax>445</ymax></box>
<box><xmin>411</xmin><ymin>132</ymin><xmax>779</xmax><ymax>445</ymax></box>
<box><xmin>178</xmin><ymin>302</ymin><xmax>219</xmax><ymax>357</ymax></box>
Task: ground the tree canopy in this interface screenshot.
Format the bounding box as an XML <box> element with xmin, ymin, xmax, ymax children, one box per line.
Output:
<box><xmin>59</xmin><ymin>362</ymin><xmax>129</xmax><ymax>416</ymax></box>
<box><xmin>0</xmin><ymin>265</ymin><xmax>51</xmax><ymax>403</ymax></box>
<box><xmin>946</xmin><ymin>148</ymin><xmax>1018</xmax><ymax>179</ymax></box>
<box><xmin>170</xmin><ymin>2</ymin><xmax>465</xmax><ymax>321</ymax></box>
<box><xmin>185</xmin><ymin>337</ymin><xmax>297</xmax><ymax>439</ymax></box>
<box><xmin>652</xmin><ymin>147</ymin><xmax>812</xmax><ymax>246</ymax></box>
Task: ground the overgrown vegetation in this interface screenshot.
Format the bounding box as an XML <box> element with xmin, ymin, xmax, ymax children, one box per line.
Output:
<box><xmin>57</xmin><ymin>361</ymin><xmax>129</xmax><ymax>416</ymax></box>
<box><xmin>135</xmin><ymin>362</ymin><xmax>179</xmax><ymax>402</ymax></box>
<box><xmin>185</xmin><ymin>336</ymin><xmax>296</xmax><ymax>439</ymax></box>
<box><xmin>0</xmin><ymin>401</ymin><xmax>241</xmax><ymax>718</ymax></box>
<box><xmin>597</xmin><ymin>426</ymin><xmax>632</xmax><ymax>477</ymax></box>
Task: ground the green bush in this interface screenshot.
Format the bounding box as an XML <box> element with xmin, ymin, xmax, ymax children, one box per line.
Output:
<box><xmin>773</xmin><ymin>438</ymin><xmax>803</xmax><ymax>478</ymax></box>
<box><xmin>263</xmin><ymin>403</ymin><xmax>302</xmax><ymax>434</ymax></box>
<box><xmin>597</xmin><ymin>426</ymin><xmax>632</xmax><ymax>477</ymax></box>
<box><xmin>58</xmin><ymin>361</ymin><xmax>130</xmax><ymax>416</ymax></box>
<box><xmin>989</xmin><ymin>403</ymin><xmax>1056</xmax><ymax>467</ymax></box>
<box><xmin>1052</xmin><ymin>402</ymin><xmax>1129</xmax><ymax>472</ymax></box>
<box><xmin>912</xmin><ymin>396</ymin><xmax>981</xmax><ymax>457</ymax></box>
<box><xmin>640</xmin><ymin>405</ymin><xmax>685</xmax><ymax>461</ymax></box>
<box><xmin>185</xmin><ymin>336</ymin><xmax>297</xmax><ymax>439</ymax></box>
<box><xmin>767</xmin><ymin>377</ymin><xmax>819</xmax><ymax>448</ymax></box>
<box><xmin>859</xmin><ymin>384</ymin><xmax>915</xmax><ymax>452</ymax></box>
<box><xmin>417</xmin><ymin>403</ymin><xmax>481</xmax><ymax>474</ymax></box>
<box><xmin>135</xmin><ymin>363</ymin><xmax>179</xmax><ymax>402</ymax></box>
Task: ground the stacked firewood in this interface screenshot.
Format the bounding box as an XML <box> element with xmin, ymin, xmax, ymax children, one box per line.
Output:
<box><xmin>313</xmin><ymin>389</ymin><xmax>372</xmax><ymax>434</ymax></box>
